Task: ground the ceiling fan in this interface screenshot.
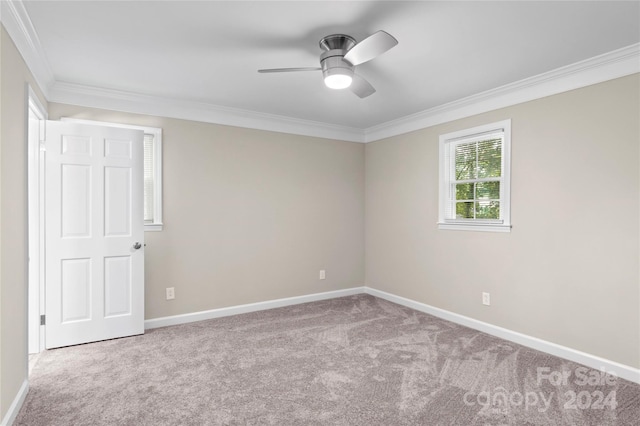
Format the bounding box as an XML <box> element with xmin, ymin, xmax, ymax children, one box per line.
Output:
<box><xmin>258</xmin><ymin>31</ymin><xmax>398</xmax><ymax>98</ymax></box>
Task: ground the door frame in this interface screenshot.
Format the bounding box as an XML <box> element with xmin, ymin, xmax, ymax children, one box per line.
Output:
<box><xmin>27</xmin><ymin>84</ymin><xmax>47</xmax><ymax>354</ymax></box>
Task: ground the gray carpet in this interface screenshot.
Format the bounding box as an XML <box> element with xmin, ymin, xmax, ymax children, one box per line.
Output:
<box><xmin>16</xmin><ymin>294</ymin><xmax>640</xmax><ymax>425</ymax></box>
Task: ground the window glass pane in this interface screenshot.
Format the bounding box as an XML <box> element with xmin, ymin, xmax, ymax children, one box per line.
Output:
<box><xmin>456</xmin><ymin>202</ymin><xmax>475</xmax><ymax>219</ymax></box>
<box><xmin>456</xmin><ymin>183</ymin><xmax>474</xmax><ymax>200</ymax></box>
<box><xmin>476</xmin><ymin>181</ymin><xmax>500</xmax><ymax>200</ymax></box>
<box><xmin>455</xmin><ymin>143</ymin><xmax>476</xmax><ymax>180</ymax></box>
<box><xmin>475</xmin><ymin>201</ymin><xmax>500</xmax><ymax>219</ymax></box>
<box><xmin>477</xmin><ymin>138</ymin><xmax>502</xmax><ymax>178</ymax></box>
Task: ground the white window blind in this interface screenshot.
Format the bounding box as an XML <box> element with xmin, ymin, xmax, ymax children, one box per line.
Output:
<box><xmin>143</xmin><ymin>133</ymin><xmax>155</xmax><ymax>223</ymax></box>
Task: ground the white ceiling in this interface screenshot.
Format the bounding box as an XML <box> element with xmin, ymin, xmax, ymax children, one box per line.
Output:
<box><xmin>12</xmin><ymin>1</ymin><xmax>640</xmax><ymax>137</ymax></box>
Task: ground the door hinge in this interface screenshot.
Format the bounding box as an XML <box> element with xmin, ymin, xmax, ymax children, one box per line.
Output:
<box><xmin>40</xmin><ymin>314</ymin><xmax>46</xmax><ymax>325</ymax></box>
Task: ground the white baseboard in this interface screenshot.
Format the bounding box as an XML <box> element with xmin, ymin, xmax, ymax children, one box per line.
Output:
<box><xmin>1</xmin><ymin>379</ymin><xmax>28</xmax><ymax>426</ymax></box>
<box><xmin>365</xmin><ymin>287</ymin><xmax>640</xmax><ymax>385</ymax></box>
<box><xmin>144</xmin><ymin>286</ymin><xmax>639</xmax><ymax>384</ymax></box>
<box><xmin>145</xmin><ymin>287</ymin><xmax>366</xmax><ymax>330</ymax></box>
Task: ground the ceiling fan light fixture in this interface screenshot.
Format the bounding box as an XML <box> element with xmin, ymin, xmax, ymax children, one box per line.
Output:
<box><xmin>321</xmin><ymin>53</ymin><xmax>354</xmax><ymax>90</ymax></box>
<box><xmin>324</xmin><ymin>69</ymin><xmax>353</xmax><ymax>89</ymax></box>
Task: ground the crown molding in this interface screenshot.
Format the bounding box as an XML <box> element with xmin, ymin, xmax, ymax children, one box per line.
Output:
<box><xmin>1</xmin><ymin>0</ymin><xmax>363</xmax><ymax>142</ymax></box>
<box><xmin>37</xmin><ymin>43</ymin><xmax>640</xmax><ymax>144</ymax></box>
<box><xmin>3</xmin><ymin>0</ymin><xmax>638</xmax><ymax>143</ymax></box>
<box><xmin>364</xmin><ymin>43</ymin><xmax>640</xmax><ymax>142</ymax></box>
<box><xmin>48</xmin><ymin>82</ymin><xmax>366</xmax><ymax>142</ymax></box>
<box><xmin>0</xmin><ymin>0</ymin><xmax>55</xmax><ymax>97</ymax></box>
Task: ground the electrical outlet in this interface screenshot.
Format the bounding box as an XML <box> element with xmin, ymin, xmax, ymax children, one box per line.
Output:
<box><xmin>166</xmin><ymin>287</ymin><xmax>175</xmax><ymax>300</ymax></box>
<box><xmin>482</xmin><ymin>292</ymin><xmax>490</xmax><ymax>306</ymax></box>
<box><xmin>319</xmin><ymin>270</ymin><xmax>326</xmax><ymax>280</ymax></box>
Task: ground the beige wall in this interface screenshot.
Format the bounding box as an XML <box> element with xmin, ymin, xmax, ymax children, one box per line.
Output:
<box><xmin>48</xmin><ymin>104</ymin><xmax>366</xmax><ymax>320</ymax></box>
<box><xmin>0</xmin><ymin>26</ymin><xmax>47</xmax><ymax>419</ymax></box>
<box><xmin>365</xmin><ymin>74</ymin><xmax>640</xmax><ymax>368</ymax></box>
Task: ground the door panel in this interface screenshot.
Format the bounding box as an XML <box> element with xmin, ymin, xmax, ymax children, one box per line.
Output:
<box><xmin>61</xmin><ymin>164</ymin><xmax>91</xmax><ymax>237</ymax></box>
<box><xmin>61</xmin><ymin>258</ymin><xmax>92</xmax><ymax>323</ymax></box>
<box><xmin>104</xmin><ymin>256</ymin><xmax>132</xmax><ymax>317</ymax></box>
<box><xmin>105</xmin><ymin>167</ymin><xmax>132</xmax><ymax>236</ymax></box>
<box><xmin>45</xmin><ymin>121</ymin><xmax>144</xmax><ymax>349</ymax></box>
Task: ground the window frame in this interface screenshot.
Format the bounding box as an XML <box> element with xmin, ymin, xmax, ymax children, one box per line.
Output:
<box><xmin>60</xmin><ymin>118</ymin><xmax>163</xmax><ymax>231</ymax></box>
<box><xmin>438</xmin><ymin>119</ymin><xmax>511</xmax><ymax>233</ymax></box>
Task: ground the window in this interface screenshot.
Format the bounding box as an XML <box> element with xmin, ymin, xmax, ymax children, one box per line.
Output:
<box><xmin>438</xmin><ymin>119</ymin><xmax>511</xmax><ymax>232</ymax></box>
<box><xmin>61</xmin><ymin>118</ymin><xmax>163</xmax><ymax>231</ymax></box>
<box><xmin>141</xmin><ymin>128</ymin><xmax>163</xmax><ymax>231</ymax></box>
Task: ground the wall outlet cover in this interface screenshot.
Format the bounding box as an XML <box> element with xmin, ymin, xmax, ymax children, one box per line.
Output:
<box><xmin>166</xmin><ymin>287</ymin><xmax>175</xmax><ymax>300</ymax></box>
<box><xmin>482</xmin><ymin>292</ymin><xmax>490</xmax><ymax>306</ymax></box>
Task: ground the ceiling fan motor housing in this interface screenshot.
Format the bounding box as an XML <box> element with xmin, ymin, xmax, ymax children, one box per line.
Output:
<box><xmin>321</xmin><ymin>50</ymin><xmax>354</xmax><ymax>76</ymax></box>
<box><xmin>319</xmin><ymin>34</ymin><xmax>357</xmax><ymax>88</ymax></box>
<box><xmin>319</xmin><ymin>34</ymin><xmax>356</xmax><ymax>52</ymax></box>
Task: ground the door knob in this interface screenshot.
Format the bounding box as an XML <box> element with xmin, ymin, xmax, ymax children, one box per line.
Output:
<box><xmin>133</xmin><ymin>242</ymin><xmax>142</xmax><ymax>250</ymax></box>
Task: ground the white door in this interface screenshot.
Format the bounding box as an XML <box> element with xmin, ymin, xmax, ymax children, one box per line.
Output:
<box><xmin>28</xmin><ymin>102</ymin><xmax>45</xmax><ymax>354</ymax></box>
<box><xmin>45</xmin><ymin>121</ymin><xmax>145</xmax><ymax>349</ymax></box>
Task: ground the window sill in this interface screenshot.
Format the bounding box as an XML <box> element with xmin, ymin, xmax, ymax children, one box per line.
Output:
<box><xmin>438</xmin><ymin>222</ymin><xmax>511</xmax><ymax>233</ymax></box>
<box><xmin>145</xmin><ymin>223</ymin><xmax>163</xmax><ymax>232</ymax></box>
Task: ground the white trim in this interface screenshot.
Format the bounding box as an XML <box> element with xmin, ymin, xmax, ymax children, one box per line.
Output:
<box><xmin>27</xmin><ymin>86</ymin><xmax>47</xmax><ymax>121</ymax></box>
<box><xmin>364</xmin><ymin>287</ymin><xmax>640</xmax><ymax>385</ymax></box>
<box><xmin>364</xmin><ymin>43</ymin><xmax>640</xmax><ymax>142</ymax></box>
<box><xmin>27</xmin><ymin>85</ymin><xmax>48</xmax><ymax>355</ymax></box>
<box><xmin>46</xmin><ymin>43</ymin><xmax>640</xmax><ymax>143</ymax></box>
<box><xmin>0</xmin><ymin>380</ymin><xmax>29</xmax><ymax>426</ymax></box>
<box><xmin>0</xmin><ymin>0</ymin><xmax>55</xmax><ymax>97</ymax></box>
<box><xmin>2</xmin><ymin>1</ymin><xmax>638</xmax><ymax>142</ymax></box>
<box><xmin>143</xmin><ymin>223</ymin><xmax>163</xmax><ymax>232</ymax></box>
<box><xmin>49</xmin><ymin>82</ymin><xmax>366</xmax><ymax>143</ymax></box>
<box><xmin>437</xmin><ymin>223</ymin><xmax>512</xmax><ymax>233</ymax></box>
<box><xmin>144</xmin><ymin>287</ymin><xmax>365</xmax><ymax>330</ymax></box>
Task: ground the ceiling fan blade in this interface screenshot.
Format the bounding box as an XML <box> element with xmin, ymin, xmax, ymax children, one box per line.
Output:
<box><xmin>350</xmin><ymin>74</ymin><xmax>376</xmax><ymax>98</ymax></box>
<box><xmin>343</xmin><ymin>30</ymin><xmax>398</xmax><ymax>66</ymax></box>
<box><xmin>258</xmin><ymin>67</ymin><xmax>321</xmax><ymax>73</ymax></box>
